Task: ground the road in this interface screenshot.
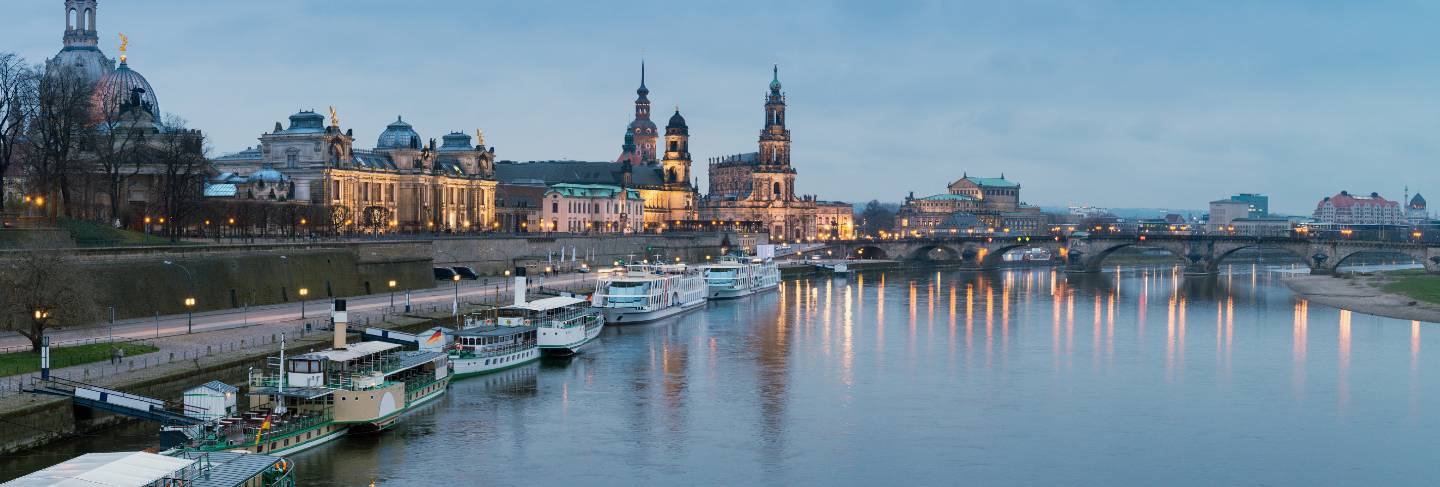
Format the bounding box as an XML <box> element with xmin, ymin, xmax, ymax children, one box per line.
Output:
<box><xmin>0</xmin><ymin>273</ymin><xmax>596</xmax><ymax>351</ymax></box>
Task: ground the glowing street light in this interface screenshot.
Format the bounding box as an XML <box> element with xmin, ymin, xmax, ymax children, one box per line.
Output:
<box><xmin>388</xmin><ymin>279</ymin><xmax>398</xmax><ymax>309</ymax></box>
<box><xmin>298</xmin><ymin>287</ymin><xmax>310</xmax><ymax>318</ymax></box>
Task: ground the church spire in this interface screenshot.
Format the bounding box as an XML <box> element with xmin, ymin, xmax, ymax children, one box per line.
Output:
<box><xmin>637</xmin><ymin>59</ymin><xmax>650</xmax><ymax>99</ymax></box>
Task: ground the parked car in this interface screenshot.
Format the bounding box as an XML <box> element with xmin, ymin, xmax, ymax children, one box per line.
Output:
<box><xmin>451</xmin><ymin>266</ymin><xmax>480</xmax><ymax>280</ymax></box>
<box><xmin>433</xmin><ymin>267</ymin><xmax>457</xmax><ymax>280</ymax></box>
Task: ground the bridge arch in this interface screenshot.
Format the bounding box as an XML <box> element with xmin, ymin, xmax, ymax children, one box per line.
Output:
<box><xmin>910</xmin><ymin>244</ymin><xmax>960</xmax><ymax>262</ymax></box>
<box><xmin>1073</xmin><ymin>241</ymin><xmax>1188</xmax><ymax>272</ymax></box>
<box><xmin>851</xmin><ymin>245</ymin><xmax>887</xmax><ymax>260</ymax></box>
<box><xmin>981</xmin><ymin>241</ymin><xmax>1064</xmax><ymax>267</ymax></box>
<box><xmin>1211</xmin><ymin>244</ymin><xmax>1310</xmax><ymax>271</ymax></box>
<box><xmin>1330</xmin><ymin>248</ymin><xmax>1428</xmax><ymax>272</ymax></box>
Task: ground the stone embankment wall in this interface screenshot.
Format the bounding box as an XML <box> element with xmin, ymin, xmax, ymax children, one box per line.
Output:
<box><xmin>431</xmin><ymin>232</ymin><xmax>754</xmax><ymax>273</ymax></box>
<box><xmin>46</xmin><ymin>242</ymin><xmax>434</xmax><ymax>320</ymax></box>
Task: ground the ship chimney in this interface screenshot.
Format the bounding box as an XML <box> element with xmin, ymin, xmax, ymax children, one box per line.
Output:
<box><xmin>513</xmin><ymin>267</ymin><xmax>528</xmax><ymax>306</ymax></box>
<box><xmin>332</xmin><ymin>299</ymin><xmax>348</xmax><ymax>350</ymax></box>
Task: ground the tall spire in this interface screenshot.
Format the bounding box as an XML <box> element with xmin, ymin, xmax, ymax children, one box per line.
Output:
<box><xmin>637</xmin><ymin>58</ymin><xmax>649</xmax><ymax>99</ymax></box>
<box><xmin>769</xmin><ymin>64</ymin><xmax>781</xmax><ymax>93</ymax></box>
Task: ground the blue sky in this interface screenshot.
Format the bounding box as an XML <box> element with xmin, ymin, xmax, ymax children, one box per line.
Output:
<box><xmin>5</xmin><ymin>0</ymin><xmax>1439</xmax><ymax>214</ymax></box>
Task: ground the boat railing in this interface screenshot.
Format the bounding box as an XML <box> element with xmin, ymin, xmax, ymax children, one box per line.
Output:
<box><xmin>453</xmin><ymin>341</ymin><xmax>537</xmax><ymax>358</ymax></box>
<box><xmin>197</xmin><ymin>409</ymin><xmax>334</xmax><ymax>450</ymax></box>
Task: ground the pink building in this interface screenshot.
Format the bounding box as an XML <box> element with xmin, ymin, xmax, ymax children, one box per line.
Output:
<box><xmin>539</xmin><ymin>184</ymin><xmax>645</xmax><ymax>233</ymax></box>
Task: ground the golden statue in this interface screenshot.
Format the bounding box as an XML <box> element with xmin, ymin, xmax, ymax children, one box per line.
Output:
<box><xmin>328</xmin><ymin>106</ymin><xmax>339</xmax><ymax>127</ymax></box>
<box><xmin>118</xmin><ymin>33</ymin><xmax>128</xmax><ymax>63</ymax></box>
<box><xmin>475</xmin><ymin>129</ymin><xmax>485</xmax><ymax>146</ymax></box>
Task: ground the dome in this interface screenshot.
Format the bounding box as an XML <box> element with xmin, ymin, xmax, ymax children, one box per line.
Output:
<box><xmin>377</xmin><ymin>116</ymin><xmax>422</xmax><ymax>149</ymax></box>
<box><xmin>92</xmin><ymin>61</ymin><xmax>159</xmax><ymax>123</ymax></box>
<box><xmin>1412</xmin><ymin>193</ymin><xmax>1427</xmax><ymax>209</ymax></box>
<box><xmin>439</xmin><ymin>132</ymin><xmax>472</xmax><ymax>151</ymax></box>
<box><xmin>769</xmin><ymin>65</ymin><xmax>782</xmax><ymax>92</ymax></box>
<box><xmin>285</xmin><ymin>111</ymin><xmax>326</xmax><ymax>133</ymax></box>
<box><xmin>628</xmin><ymin>118</ymin><xmax>657</xmax><ymax>133</ymax></box>
<box><xmin>248</xmin><ymin>166</ymin><xmax>288</xmax><ymax>183</ymax></box>
<box><xmin>666</xmin><ymin>109</ymin><xmax>687</xmax><ymax>129</ymax></box>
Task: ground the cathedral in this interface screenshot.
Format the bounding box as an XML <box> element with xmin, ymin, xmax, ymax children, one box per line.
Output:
<box><xmin>697</xmin><ymin>66</ymin><xmax>853</xmax><ymax>241</ymax></box>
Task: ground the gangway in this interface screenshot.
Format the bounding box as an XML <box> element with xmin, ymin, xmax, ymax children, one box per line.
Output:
<box><xmin>26</xmin><ymin>377</ymin><xmax>206</xmax><ymax>427</ymax></box>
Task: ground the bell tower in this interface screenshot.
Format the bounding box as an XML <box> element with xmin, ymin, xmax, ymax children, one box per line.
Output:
<box><xmin>63</xmin><ymin>0</ymin><xmax>99</xmax><ymax>49</ymax></box>
<box><xmin>662</xmin><ymin>108</ymin><xmax>691</xmax><ymax>186</ymax></box>
<box><xmin>758</xmin><ymin>64</ymin><xmax>790</xmax><ymax>167</ymax></box>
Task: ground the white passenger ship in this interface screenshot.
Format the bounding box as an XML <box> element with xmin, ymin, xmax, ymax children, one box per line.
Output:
<box><xmin>495</xmin><ymin>271</ymin><xmax>605</xmax><ymax>356</ymax></box>
<box><xmin>449</xmin><ymin>323</ymin><xmax>540</xmax><ymax>378</ymax></box>
<box><xmin>698</xmin><ymin>255</ymin><xmax>781</xmax><ymax>299</ymax></box>
<box><xmin>592</xmin><ymin>263</ymin><xmax>707</xmax><ymax>324</ymax></box>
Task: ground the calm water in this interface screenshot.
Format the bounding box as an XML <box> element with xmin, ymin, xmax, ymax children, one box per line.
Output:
<box><xmin>7</xmin><ymin>266</ymin><xmax>1439</xmax><ymax>485</ymax></box>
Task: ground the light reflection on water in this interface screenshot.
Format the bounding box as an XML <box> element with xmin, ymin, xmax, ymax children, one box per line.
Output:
<box><xmin>4</xmin><ymin>265</ymin><xmax>1436</xmax><ymax>486</ymax></box>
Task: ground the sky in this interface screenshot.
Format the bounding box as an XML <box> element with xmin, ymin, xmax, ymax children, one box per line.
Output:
<box><xmin>4</xmin><ymin>0</ymin><xmax>1439</xmax><ymax>215</ymax></box>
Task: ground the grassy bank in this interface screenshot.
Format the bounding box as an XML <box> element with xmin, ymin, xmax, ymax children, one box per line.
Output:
<box><xmin>1380</xmin><ymin>269</ymin><xmax>1440</xmax><ymax>305</ymax></box>
<box><xmin>0</xmin><ymin>342</ymin><xmax>159</xmax><ymax>376</ymax></box>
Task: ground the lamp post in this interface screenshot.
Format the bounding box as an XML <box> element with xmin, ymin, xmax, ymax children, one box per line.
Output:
<box><xmin>388</xmin><ymin>279</ymin><xmax>398</xmax><ymax>310</ymax></box>
<box><xmin>163</xmin><ymin>261</ymin><xmax>197</xmax><ymax>334</ymax></box>
<box><xmin>298</xmin><ymin>287</ymin><xmax>310</xmax><ymax>318</ymax></box>
<box><xmin>451</xmin><ymin>274</ymin><xmax>461</xmax><ymax>321</ymax></box>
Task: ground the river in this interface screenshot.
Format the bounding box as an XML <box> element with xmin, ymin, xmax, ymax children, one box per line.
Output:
<box><xmin>6</xmin><ymin>265</ymin><xmax>1438</xmax><ymax>485</ymax></box>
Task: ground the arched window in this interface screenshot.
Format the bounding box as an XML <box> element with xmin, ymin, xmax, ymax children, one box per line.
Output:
<box><xmin>669</xmin><ymin>141</ymin><xmax>677</xmax><ymax>151</ymax></box>
<box><xmin>773</xmin><ymin>182</ymin><xmax>782</xmax><ymax>198</ymax></box>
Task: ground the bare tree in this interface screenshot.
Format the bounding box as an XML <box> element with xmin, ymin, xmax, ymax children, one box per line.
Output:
<box><xmin>0</xmin><ymin>248</ymin><xmax>99</xmax><ymax>353</ymax></box>
<box><xmin>24</xmin><ymin>65</ymin><xmax>95</xmax><ymax>218</ymax></box>
<box><xmin>0</xmin><ymin>53</ymin><xmax>32</xmax><ymax>212</ymax></box>
<box><xmin>151</xmin><ymin>115</ymin><xmax>207</xmax><ymax>242</ymax></box>
<box><xmin>88</xmin><ymin>87</ymin><xmax>148</xmax><ymax>226</ymax></box>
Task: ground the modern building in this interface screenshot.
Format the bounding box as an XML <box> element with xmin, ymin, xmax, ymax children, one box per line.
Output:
<box><xmin>1229</xmin><ymin>193</ymin><xmax>1269</xmax><ymax>218</ymax></box>
<box><xmin>697</xmin><ymin>66</ymin><xmax>854</xmax><ymax>241</ymax></box>
<box><xmin>1207</xmin><ymin>199</ymin><xmax>1251</xmax><ymax>229</ymax></box>
<box><xmin>893</xmin><ymin>174</ymin><xmax>1045</xmax><ymax>235</ymax></box>
<box><xmin>1312</xmin><ymin>190</ymin><xmax>1403</xmax><ymax>227</ymax></box>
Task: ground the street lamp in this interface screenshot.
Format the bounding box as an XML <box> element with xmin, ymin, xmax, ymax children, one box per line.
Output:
<box><xmin>388</xmin><ymin>279</ymin><xmax>398</xmax><ymax>309</ymax></box>
<box><xmin>298</xmin><ymin>287</ymin><xmax>310</xmax><ymax>318</ymax></box>
<box><xmin>451</xmin><ymin>274</ymin><xmax>461</xmax><ymax>321</ymax></box>
<box><xmin>183</xmin><ymin>297</ymin><xmax>196</xmax><ymax>333</ymax></box>
<box><xmin>163</xmin><ymin>261</ymin><xmax>197</xmax><ymax>333</ymax></box>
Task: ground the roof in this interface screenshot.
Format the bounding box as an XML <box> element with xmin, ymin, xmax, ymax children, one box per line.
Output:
<box><xmin>202</xmin><ymin>183</ymin><xmax>237</xmax><ymax>198</ymax></box>
<box><xmin>505</xmin><ymin>296</ymin><xmax>588</xmax><ymax>312</ymax></box>
<box><xmin>958</xmin><ymin>176</ymin><xmax>1019</xmax><ymax>188</ymax></box>
<box><xmin>178</xmin><ymin>452</ymin><xmax>284</xmax><ymax>487</ymax></box>
<box><xmin>1317</xmin><ymin>191</ymin><xmax>1399</xmax><ymax>210</ymax></box>
<box><xmin>918</xmin><ymin>193</ymin><xmax>975</xmax><ymax>202</ymax></box>
<box><xmin>456</xmin><ymin>325</ymin><xmax>537</xmax><ymax>337</ymax></box>
<box><xmin>351</xmin><ymin>150</ymin><xmax>400</xmax><ymax>171</ymax></box>
<box><xmin>3</xmin><ymin>451</ymin><xmax>193</xmax><ymax>487</ymax></box>
<box><xmin>213</xmin><ymin>147</ymin><xmax>262</xmax><ymax>163</ymax></box>
<box><xmin>293</xmin><ymin>341</ymin><xmax>400</xmax><ymax>363</ymax></box>
<box><xmin>546</xmin><ymin>183</ymin><xmax>641</xmax><ymax>200</ymax></box>
<box><xmin>494</xmin><ymin>160</ymin><xmax>665</xmax><ymax>187</ymax></box>
<box><xmin>377</xmin><ymin>116</ymin><xmax>421</xmax><ymax>149</ymax></box>
<box><xmin>191</xmin><ymin>380</ymin><xmax>239</xmax><ymax>394</ymax></box>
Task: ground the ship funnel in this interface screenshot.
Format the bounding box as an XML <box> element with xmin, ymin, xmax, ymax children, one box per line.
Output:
<box><xmin>332</xmin><ymin>299</ymin><xmax>348</xmax><ymax>350</ymax></box>
<box><xmin>513</xmin><ymin>267</ymin><xmax>528</xmax><ymax>306</ymax></box>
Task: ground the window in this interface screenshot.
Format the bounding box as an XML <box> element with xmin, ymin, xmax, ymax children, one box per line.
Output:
<box><xmin>552</xmin><ymin>201</ymin><xmax>559</xmax><ymax>213</ymax></box>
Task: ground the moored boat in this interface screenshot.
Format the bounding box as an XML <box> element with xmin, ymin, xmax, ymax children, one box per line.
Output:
<box><xmin>497</xmin><ymin>269</ymin><xmax>604</xmax><ymax>356</ymax></box>
<box><xmin>698</xmin><ymin>254</ymin><xmax>781</xmax><ymax>299</ymax></box>
<box><xmin>592</xmin><ymin>263</ymin><xmax>707</xmax><ymax>324</ymax></box>
<box><xmin>449</xmin><ymin>324</ymin><xmax>540</xmax><ymax>377</ymax></box>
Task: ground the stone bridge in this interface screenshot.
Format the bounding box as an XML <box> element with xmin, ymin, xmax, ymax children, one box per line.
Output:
<box><xmin>816</xmin><ymin>234</ymin><xmax>1440</xmax><ymax>275</ymax></box>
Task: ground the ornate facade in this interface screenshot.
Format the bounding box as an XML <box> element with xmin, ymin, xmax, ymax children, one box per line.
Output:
<box><xmin>894</xmin><ymin>175</ymin><xmax>1045</xmax><ymax>235</ymax></box>
<box><xmin>211</xmin><ymin>111</ymin><xmax>498</xmax><ymax>232</ymax></box>
<box><xmin>698</xmin><ymin>66</ymin><xmax>853</xmax><ymax>241</ymax></box>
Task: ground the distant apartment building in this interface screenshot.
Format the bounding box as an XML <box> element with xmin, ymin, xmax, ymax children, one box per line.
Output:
<box><xmin>539</xmin><ymin>184</ymin><xmax>646</xmax><ymax>234</ymax></box>
<box><xmin>1229</xmin><ymin>193</ymin><xmax>1269</xmax><ymax>218</ymax></box>
<box><xmin>1312</xmin><ymin>191</ymin><xmax>1403</xmax><ymax>226</ymax></box>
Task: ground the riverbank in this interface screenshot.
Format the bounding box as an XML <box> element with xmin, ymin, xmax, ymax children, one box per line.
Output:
<box><xmin>1282</xmin><ymin>273</ymin><xmax>1440</xmax><ymax>323</ymax></box>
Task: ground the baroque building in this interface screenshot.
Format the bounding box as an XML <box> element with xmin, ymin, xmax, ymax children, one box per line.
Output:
<box><xmin>211</xmin><ymin>111</ymin><xmax>498</xmax><ymax>232</ymax></box>
<box><xmin>494</xmin><ymin>62</ymin><xmax>699</xmax><ymax>227</ymax></box>
<box><xmin>698</xmin><ymin>66</ymin><xmax>853</xmax><ymax>241</ymax></box>
<box><xmin>894</xmin><ymin>174</ymin><xmax>1045</xmax><ymax>235</ymax></box>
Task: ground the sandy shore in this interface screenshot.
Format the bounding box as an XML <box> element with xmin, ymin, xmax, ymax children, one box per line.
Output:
<box><xmin>1282</xmin><ymin>274</ymin><xmax>1440</xmax><ymax>323</ymax></box>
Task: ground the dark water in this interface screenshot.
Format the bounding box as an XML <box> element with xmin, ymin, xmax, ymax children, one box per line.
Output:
<box><xmin>7</xmin><ymin>266</ymin><xmax>1439</xmax><ymax>485</ymax></box>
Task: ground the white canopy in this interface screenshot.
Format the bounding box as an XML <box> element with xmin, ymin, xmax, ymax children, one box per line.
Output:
<box><xmin>3</xmin><ymin>452</ymin><xmax>194</xmax><ymax>487</ymax></box>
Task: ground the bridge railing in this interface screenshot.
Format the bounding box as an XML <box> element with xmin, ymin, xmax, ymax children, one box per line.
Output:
<box><xmin>822</xmin><ymin>224</ymin><xmax>1440</xmax><ymax>246</ymax></box>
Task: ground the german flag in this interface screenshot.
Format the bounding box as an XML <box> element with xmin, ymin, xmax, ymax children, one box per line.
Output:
<box><xmin>254</xmin><ymin>412</ymin><xmax>273</xmax><ymax>447</ymax></box>
<box><xmin>425</xmin><ymin>329</ymin><xmax>444</xmax><ymax>346</ymax></box>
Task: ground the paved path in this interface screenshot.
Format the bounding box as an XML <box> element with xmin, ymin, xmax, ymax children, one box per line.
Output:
<box><xmin>0</xmin><ymin>272</ymin><xmax>597</xmax><ymax>351</ymax></box>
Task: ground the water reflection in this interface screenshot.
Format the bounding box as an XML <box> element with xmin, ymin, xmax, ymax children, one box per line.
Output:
<box><xmin>7</xmin><ymin>266</ymin><xmax>1440</xmax><ymax>486</ymax></box>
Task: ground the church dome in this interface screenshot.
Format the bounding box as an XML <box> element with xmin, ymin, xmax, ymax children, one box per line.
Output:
<box><xmin>628</xmin><ymin>118</ymin><xmax>657</xmax><ymax>133</ymax></box>
<box><xmin>666</xmin><ymin>109</ymin><xmax>687</xmax><ymax>129</ymax></box>
<box><xmin>377</xmin><ymin>116</ymin><xmax>421</xmax><ymax>149</ymax></box>
<box><xmin>92</xmin><ymin>61</ymin><xmax>159</xmax><ymax>123</ymax></box>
